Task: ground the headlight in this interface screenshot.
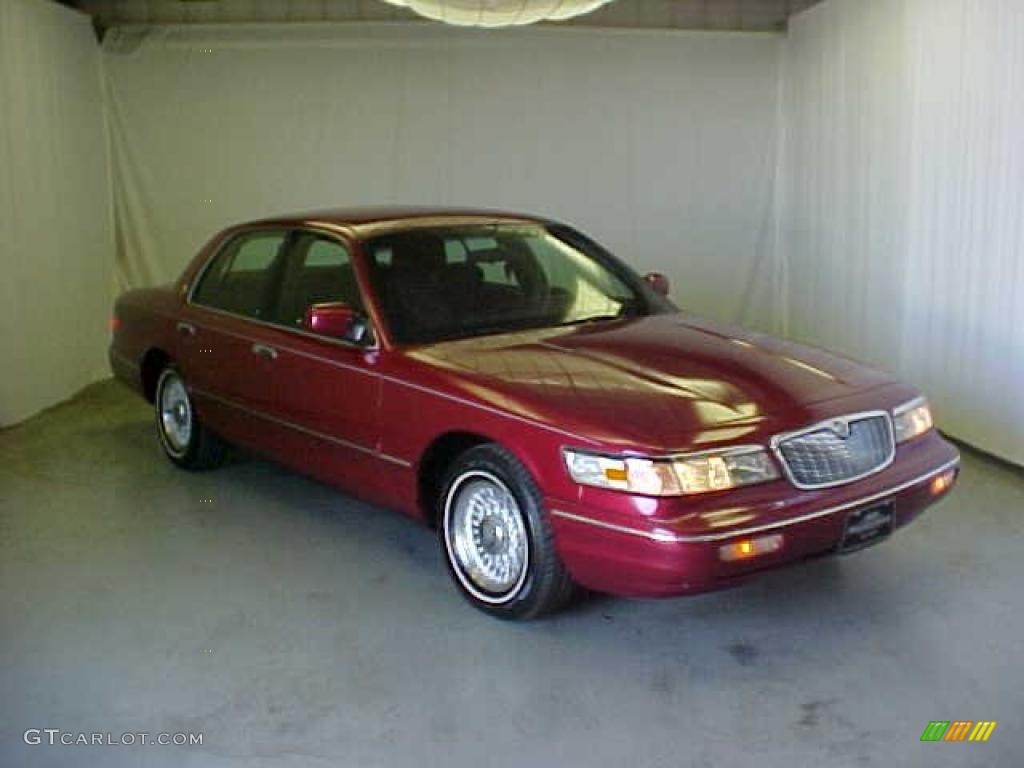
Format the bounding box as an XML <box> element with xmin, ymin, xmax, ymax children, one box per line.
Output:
<box><xmin>563</xmin><ymin>446</ymin><xmax>779</xmax><ymax>496</ymax></box>
<box><xmin>674</xmin><ymin>448</ymin><xmax>780</xmax><ymax>494</ymax></box>
<box><xmin>892</xmin><ymin>397</ymin><xmax>933</xmax><ymax>443</ymax></box>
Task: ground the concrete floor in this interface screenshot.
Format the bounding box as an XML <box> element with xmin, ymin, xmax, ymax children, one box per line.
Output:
<box><xmin>1</xmin><ymin>380</ymin><xmax>1021</xmax><ymax>768</ymax></box>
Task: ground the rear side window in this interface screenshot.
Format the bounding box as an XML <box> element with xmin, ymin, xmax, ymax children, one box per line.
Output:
<box><xmin>192</xmin><ymin>231</ymin><xmax>287</xmax><ymax>320</ymax></box>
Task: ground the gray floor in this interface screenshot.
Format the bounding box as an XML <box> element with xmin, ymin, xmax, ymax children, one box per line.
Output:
<box><xmin>1</xmin><ymin>380</ymin><xmax>1021</xmax><ymax>768</ymax></box>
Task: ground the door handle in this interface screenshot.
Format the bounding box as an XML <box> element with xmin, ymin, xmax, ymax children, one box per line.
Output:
<box><xmin>251</xmin><ymin>343</ymin><xmax>278</xmax><ymax>360</ymax></box>
<box><xmin>177</xmin><ymin>321</ymin><xmax>196</xmax><ymax>337</ymax></box>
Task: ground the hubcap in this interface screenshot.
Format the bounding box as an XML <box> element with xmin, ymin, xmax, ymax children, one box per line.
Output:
<box><xmin>159</xmin><ymin>374</ymin><xmax>192</xmax><ymax>453</ymax></box>
<box><xmin>447</xmin><ymin>474</ymin><xmax>528</xmax><ymax>600</ymax></box>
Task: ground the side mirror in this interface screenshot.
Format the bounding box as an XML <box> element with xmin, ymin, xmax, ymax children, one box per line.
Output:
<box><xmin>303</xmin><ymin>302</ymin><xmax>367</xmax><ymax>343</ymax></box>
<box><xmin>644</xmin><ymin>272</ymin><xmax>670</xmax><ymax>297</ymax></box>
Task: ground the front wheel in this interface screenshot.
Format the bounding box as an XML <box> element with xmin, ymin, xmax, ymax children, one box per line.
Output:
<box><xmin>440</xmin><ymin>444</ymin><xmax>574</xmax><ymax>619</ymax></box>
<box><xmin>155</xmin><ymin>366</ymin><xmax>226</xmax><ymax>470</ymax></box>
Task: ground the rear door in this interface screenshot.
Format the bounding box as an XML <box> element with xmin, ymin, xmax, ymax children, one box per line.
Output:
<box><xmin>177</xmin><ymin>228</ymin><xmax>290</xmax><ymax>446</ymax></box>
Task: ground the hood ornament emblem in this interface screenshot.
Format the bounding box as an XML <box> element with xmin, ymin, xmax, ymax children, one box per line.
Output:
<box><xmin>828</xmin><ymin>419</ymin><xmax>852</xmax><ymax>439</ymax></box>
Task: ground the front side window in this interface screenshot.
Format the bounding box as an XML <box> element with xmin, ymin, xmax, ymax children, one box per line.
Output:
<box><xmin>365</xmin><ymin>224</ymin><xmax>668</xmax><ymax>344</ymax></box>
<box><xmin>192</xmin><ymin>231</ymin><xmax>287</xmax><ymax>320</ymax></box>
<box><xmin>272</xmin><ymin>233</ymin><xmax>365</xmax><ymax>329</ymax></box>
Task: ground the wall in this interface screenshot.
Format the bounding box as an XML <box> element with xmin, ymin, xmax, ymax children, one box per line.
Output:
<box><xmin>101</xmin><ymin>23</ymin><xmax>781</xmax><ymax>329</ymax></box>
<box><xmin>780</xmin><ymin>0</ymin><xmax>1024</xmax><ymax>465</ymax></box>
<box><xmin>11</xmin><ymin>0</ymin><xmax>1020</xmax><ymax>466</ymax></box>
<box><xmin>0</xmin><ymin>0</ymin><xmax>114</xmax><ymax>427</ymax></box>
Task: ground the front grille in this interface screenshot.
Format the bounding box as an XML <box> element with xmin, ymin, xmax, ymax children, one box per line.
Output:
<box><xmin>775</xmin><ymin>413</ymin><xmax>894</xmax><ymax>489</ymax></box>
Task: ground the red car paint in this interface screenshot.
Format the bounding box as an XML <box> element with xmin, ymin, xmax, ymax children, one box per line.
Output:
<box><xmin>109</xmin><ymin>208</ymin><xmax>959</xmax><ymax>598</ymax></box>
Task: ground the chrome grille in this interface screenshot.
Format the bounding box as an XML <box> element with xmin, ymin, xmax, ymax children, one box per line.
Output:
<box><xmin>774</xmin><ymin>413</ymin><xmax>895</xmax><ymax>489</ymax></box>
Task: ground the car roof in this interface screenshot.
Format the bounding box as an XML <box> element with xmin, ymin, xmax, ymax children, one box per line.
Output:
<box><xmin>244</xmin><ymin>206</ymin><xmax>551</xmax><ymax>237</ymax></box>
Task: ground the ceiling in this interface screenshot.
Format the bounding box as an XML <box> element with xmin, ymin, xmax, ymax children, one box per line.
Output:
<box><xmin>67</xmin><ymin>0</ymin><xmax>824</xmax><ymax>33</ymax></box>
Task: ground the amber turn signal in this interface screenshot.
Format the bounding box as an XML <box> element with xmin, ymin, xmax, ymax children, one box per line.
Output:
<box><xmin>719</xmin><ymin>534</ymin><xmax>783</xmax><ymax>562</ymax></box>
<box><xmin>930</xmin><ymin>469</ymin><xmax>956</xmax><ymax>496</ymax></box>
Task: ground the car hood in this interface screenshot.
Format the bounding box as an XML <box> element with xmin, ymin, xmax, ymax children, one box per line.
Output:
<box><xmin>411</xmin><ymin>313</ymin><xmax>898</xmax><ymax>451</ymax></box>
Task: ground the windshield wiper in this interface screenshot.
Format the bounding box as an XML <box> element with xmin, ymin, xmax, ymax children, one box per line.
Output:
<box><xmin>555</xmin><ymin>313</ymin><xmax>626</xmax><ymax>328</ymax></box>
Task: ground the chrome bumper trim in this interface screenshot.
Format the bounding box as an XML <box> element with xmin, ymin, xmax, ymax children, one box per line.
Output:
<box><xmin>550</xmin><ymin>455</ymin><xmax>960</xmax><ymax>544</ymax></box>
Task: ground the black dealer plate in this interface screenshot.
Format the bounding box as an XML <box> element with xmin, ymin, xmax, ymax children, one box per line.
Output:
<box><xmin>838</xmin><ymin>503</ymin><xmax>894</xmax><ymax>553</ymax></box>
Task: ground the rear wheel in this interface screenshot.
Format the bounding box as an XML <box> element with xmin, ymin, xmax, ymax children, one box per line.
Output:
<box><xmin>155</xmin><ymin>366</ymin><xmax>226</xmax><ymax>470</ymax></box>
<box><xmin>439</xmin><ymin>444</ymin><xmax>574</xmax><ymax>619</ymax></box>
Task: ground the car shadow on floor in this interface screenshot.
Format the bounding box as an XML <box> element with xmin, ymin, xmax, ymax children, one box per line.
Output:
<box><xmin>70</xmin><ymin>382</ymin><xmax>943</xmax><ymax>646</ymax></box>
<box><xmin>182</xmin><ymin>431</ymin><xmax>910</xmax><ymax>637</ymax></box>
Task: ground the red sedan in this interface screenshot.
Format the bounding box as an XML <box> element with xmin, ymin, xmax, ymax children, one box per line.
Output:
<box><xmin>109</xmin><ymin>207</ymin><xmax>960</xmax><ymax>619</ymax></box>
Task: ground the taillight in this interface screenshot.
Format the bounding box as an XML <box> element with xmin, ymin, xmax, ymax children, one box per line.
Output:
<box><xmin>109</xmin><ymin>314</ymin><xmax>121</xmax><ymax>333</ymax></box>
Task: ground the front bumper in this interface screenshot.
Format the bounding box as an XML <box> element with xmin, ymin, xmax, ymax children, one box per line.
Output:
<box><xmin>546</xmin><ymin>431</ymin><xmax>960</xmax><ymax>598</ymax></box>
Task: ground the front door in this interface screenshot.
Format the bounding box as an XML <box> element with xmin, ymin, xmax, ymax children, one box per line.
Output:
<box><xmin>244</xmin><ymin>230</ymin><xmax>389</xmax><ymax>496</ymax></box>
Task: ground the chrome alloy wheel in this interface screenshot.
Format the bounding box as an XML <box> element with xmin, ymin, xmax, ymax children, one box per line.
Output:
<box><xmin>444</xmin><ymin>471</ymin><xmax>530</xmax><ymax>604</ymax></box>
<box><xmin>158</xmin><ymin>371</ymin><xmax>192</xmax><ymax>457</ymax></box>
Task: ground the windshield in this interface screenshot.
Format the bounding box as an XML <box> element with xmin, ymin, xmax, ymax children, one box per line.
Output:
<box><xmin>364</xmin><ymin>223</ymin><xmax>668</xmax><ymax>344</ymax></box>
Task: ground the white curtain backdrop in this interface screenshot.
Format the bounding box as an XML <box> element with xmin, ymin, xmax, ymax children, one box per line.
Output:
<box><xmin>7</xmin><ymin>1</ymin><xmax>1020</xmax><ymax>466</ymax></box>
<box><xmin>101</xmin><ymin>23</ymin><xmax>781</xmax><ymax>330</ymax></box>
<box><xmin>780</xmin><ymin>0</ymin><xmax>1024</xmax><ymax>466</ymax></box>
<box><xmin>0</xmin><ymin>0</ymin><xmax>114</xmax><ymax>427</ymax></box>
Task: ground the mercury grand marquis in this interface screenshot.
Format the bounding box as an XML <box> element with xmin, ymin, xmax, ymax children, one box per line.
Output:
<box><xmin>109</xmin><ymin>207</ymin><xmax>960</xmax><ymax>618</ymax></box>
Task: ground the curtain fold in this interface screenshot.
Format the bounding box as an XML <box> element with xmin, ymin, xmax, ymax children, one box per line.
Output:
<box><xmin>0</xmin><ymin>0</ymin><xmax>114</xmax><ymax>426</ymax></box>
<box><xmin>781</xmin><ymin>0</ymin><xmax>1024</xmax><ymax>466</ymax></box>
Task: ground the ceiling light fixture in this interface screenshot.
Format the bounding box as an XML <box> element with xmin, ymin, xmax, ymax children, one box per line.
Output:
<box><xmin>382</xmin><ymin>0</ymin><xmax>614</xmax><ymax>28</ymax></box>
